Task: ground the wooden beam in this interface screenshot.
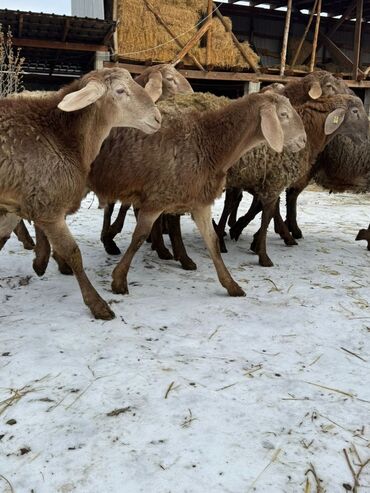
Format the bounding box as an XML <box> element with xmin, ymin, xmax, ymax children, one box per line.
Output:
<box><xmin>173</xmin><ymin>18</ymin><xmax>211</xmax><ymax>66</ymax></box>
<box><xmin>291</xmin><ymin>0</ymin><xmax>318</xmax><ymax>68</ymax></box>
<box><xmin>319</xmin><ymin>32</ymin><xmax>365</xmax><ymax>77</ymax></box>
<box><xmin>62</xmin><ymin>19</ymin><xmax>70</xmax><ymax>42</ymax></box>
<box><xmin>309</xmin><ymin>0</ymin><xmax>322</xmax><ymax>72</ymax></box>
<box><xmin>12</xmin><ymin>38</ymin><xmax>109</xmax><ymax>52</ymax></box>
<box><xmin>206</xmin><ymin>0</ymin><xmax>213</xmax><ymax>67</ymax></box>
<box><xmin>142</xmin><ymin>0</ymin><xmax>205</xmax><ymax>71</ymax></box>
<box><xmin>280</xmin><ymin>0</ymin><xmax>292</xmax><ymax>76</ymax></box>
<box><xmin>18</xmin><ymin>14</ymin><xmax>24</xmax><ymax>38</ymax></box>
<box><xmin>353</xmin><ymin>0</ymin><xmax>363</xmax><ymax>80</ymax></box>
<box><xmin>213</xmin><ymin>4</ymin><xmax>260</xmax><ymax>73</ymax></box>
<box><xmin>104</xmin><ymin>61</ymin><xmax>370</xmax><ymax>87</ymax></box>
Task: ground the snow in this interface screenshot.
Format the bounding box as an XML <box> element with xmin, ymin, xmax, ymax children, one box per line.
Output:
<box><xmin>0</xmin><ymin>190</ymin><xmax>369</xmax><ymax>493</ymax></box>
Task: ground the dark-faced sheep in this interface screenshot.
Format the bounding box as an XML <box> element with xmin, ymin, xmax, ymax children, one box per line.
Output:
<box><xmin>0</xmin><ymin>67</ymin><xmax>161</xmax><ymax>319</ymax></box>
<box><xmin>313</xmin><ymin>134</ymin><xmax>370</xmax><ymax>250</ymax></box>
<box><xmin>87</xmin><ymin>91</ymin><xmax>306</xmax><ymax>297</ymax></box>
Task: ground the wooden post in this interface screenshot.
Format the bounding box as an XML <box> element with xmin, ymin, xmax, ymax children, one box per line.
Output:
<box><xmin>206</xmin><ymin>0</ymin><xmax>213</xmax><ymax>68</ymax></box>
<box><xmin>353</xmin><ymin>0</ymin><xmax>363</xmax><ymax>81</ymax></box>
<box><xmin>143</xmin><ymin>0</ymin><xmax>205</xmax><ymax>71</ymax></box>
<box><xmin>213</xmin><ymin>6</ymin><xmax>260</xmax><ymax>73</ymax></box>
<box><xmin>291</xmin><ymin>0</ymin><xmax>318</xmax><ymax>68</ymax></box>
<box><xmin>280</xmin><ymin>0</ymin><xmax>292</xmax><ymax>76</ymax></box>
<box><xmin>309</xmin><ymin>0</ymin><xmax>322</xmax><ymax>72</ymax></box>
<box><xmin>172</xmin><ymin>18</ymin><xmax>212</xmax><ymax>66</ymax></box>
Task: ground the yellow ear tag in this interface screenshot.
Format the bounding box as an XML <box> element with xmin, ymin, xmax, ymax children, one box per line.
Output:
<box><xmin>333</xmin><ymin>116</ymin><xmax>340</xmax><ymax>124</ymax></box>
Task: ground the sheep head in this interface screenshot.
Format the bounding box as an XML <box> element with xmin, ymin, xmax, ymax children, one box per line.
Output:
<box><xmin>135</xmin><ymin>64</ymin><xmax>193</xmax><ymax>101</ymax></box>
<box><xmin>323</xmin><ymin>95</ymin><xmax>369</xmax><ymax>144</ymax></box>
<box><xmin>260</xmin><ymin>94</ymin><xmax>306</xmax><ymax>153</ymax></box>
<box><xmin>58</xmin><ymin>67</ymin><xmax>161</xmax><ymax>134</ymax></box>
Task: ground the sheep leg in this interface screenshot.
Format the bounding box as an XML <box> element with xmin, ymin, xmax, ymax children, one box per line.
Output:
<box><xmin>167</xmin><ymin>214</ymin><xmax>196</xmax><ymax>270</ymax></box>
<box><xmin>227</xmin><ymin>189</ymin><xmax>243</xmax><ymax>227</ymax></box>
<box><xmin>285</xmin><ymin>187</ymin><xmax>304</xmax><ymax>239</ymax></box>
<box><xmin>101</xmin><ymin>203</ymin><xmax>129</xmax><ymax>255</ymax></box>
<box><xmin>33</xmin><ymin>226</ymin><xmax>51</xmax><ymax>276</ymax></box>
<box><xmin>38</xmin><ymin>218</ymin><xmax>115</xmax><ymax>320</ymax></box>
<box><xmin>53</xmin><ymin>251</ymin><xmax>73</xmax><ymax>275</ymax></box>
<box><xmin>14</xmin><ymin>220</ymin><xmax>35</xmax><ymax>250</ymax></box>
<box><xmin>229</xmin><ymin>195</ymin><xmax>262</xmax><ymax>241</ymax></box>
<box><xmin>212</xmin><ymin>188</ymin><xmax>241</xmax><ymax>253</ymax></box>
<box><xmin>250</xmin><ymin>199</ymin><xmax>276</xmax><ymax>267</ymax></box>
<box><xmin>273</xmin><ymin>198</ymin><xmax>298</xmax><ymax>246</ymax></box>
<box><xmin>355</xmin><ymin>224</ymin><xmax>370</xmax><ymax>251</ymax></box>
<box><xmin>192</xmin><ymin>205</ymin><xmax>245</xmax><ymax>297</ymax></box>
<box><xmin>0</xmin><ymin>213</ymin><xmax>21</xmax><ymax>251</ymax></box>
<box><xmin>150</xmin><ymin>215</ymin><xmax>173</xmax><ymax>260</ymax></box>
<box><xmin>111</xmin><ymin>210</ymin><xmax>162</xmax><ymax>295</ymax></box>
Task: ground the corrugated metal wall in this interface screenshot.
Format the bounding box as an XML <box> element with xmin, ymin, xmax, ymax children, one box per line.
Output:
<box><xmin>71</xmin><ymin>0</ymin><xmax>105</xmax><ymax>19</ymax></box>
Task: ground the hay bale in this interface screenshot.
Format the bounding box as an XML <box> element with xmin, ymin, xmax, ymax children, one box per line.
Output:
<box><xmin>288</xmin><ymin>36</ymin><xmax>312</xmax><ymax>66</ymax></box>
<box><xmin>116</xmin><ymin>0</ymin><xmax>259</xmax><ymax>70</ymax></box>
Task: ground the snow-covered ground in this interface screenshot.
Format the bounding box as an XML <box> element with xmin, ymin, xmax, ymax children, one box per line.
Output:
<box><xmin>0</xmin><ymin>191</ymin><xmax>369</xmax><ymax>493</ymax></box>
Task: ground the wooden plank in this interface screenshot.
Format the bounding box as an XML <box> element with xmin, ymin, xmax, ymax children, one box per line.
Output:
<box><xmin>62</xmin><ymin>19</ymin><xmax>70</xmax><ymax>42</ymax></box>
<box><xmin>12</xmin><ymin>38</ymin><xmax>109</xmax><ymax>52</ymax></box>
<box><xmin>173</xmin><ymin>18</ymin><xmax>212</xmax><ymax>65</ymax></box>
<box><xmin>280</xmin><ymin>0</ymin><xmax>292</xmax><ymax>76</ymax></box>
<box><xmin>309</xmin><ymin>0</ymin><xmax>322</xmax><ymax>72</ymax></box>
<box><xmin>104</xmin><ymin>61</ymin><xmax>370</xmax><ymax>87</ymax></box>
<box><xmin>142</xmin><ymin>0</ymin><xmax>205</xmax><ymax>71</ymax></box>
<box><xmin>18</xmin><ymin>13</ymin><xmax>24</xmax><ymax>38</ymax></box>
<box><xmin>291</xmin><ymin>0</ymin><xmax>318</xmax><ymax>68</ymax></box>
<box><xmin>353</xmin><ymin>0</ymin><xmax>363</xmax><ymax>80</ymax></box>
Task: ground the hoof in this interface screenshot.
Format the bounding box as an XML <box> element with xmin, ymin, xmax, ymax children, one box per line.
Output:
<box><xmin>227</xmin><ymin>284</ymin><xmax>246</xmax><ymax>297</ymax></box>
<box><xmin>292</xmin><ymin>230</ymin><xmax>303</xmax><ymax>240</ymax></box>
<box><xmin>104</xmin><ymin>241</ymin><xmax>121</xmax><ymax>256</ymax></box>
<box><xmin>23</xmin><ymin>239</ymin><xmax>35</xmax><ymax>250</ymax></box>
<box><xmin>284</xmin><ymin>237</ymin><xmax>298</xmax><ymax>246</ymax></box>
<box><xmin>229</xmin><ymin>227</ymin><xmax>242</xmax><ymax>242</ymax></box>
<box><xmin>259</xmin><ymin>257</ymin><xmax>274</xmax><ymax>267</ymax></box>
<box><xmin>111</xmin><ymin>280</ymin><xmax>129</xmax><ymax>295</ymax></box>
<box><xmin>33</xmin><ymin>260</ymin><xmax>47</xmax><ymax>277</ymax></box>
<box><xmin>155</xmin><ymin>248</ymin><xmax>173</xmax><ymax>260</ymax></box>
<box><xmin>92</xmin><ymin>300</ymin><xmax>115</xmax><ymax>320</ymax></box>
<box><xmin>219</xmin><ymin>239</ymin><xmax>228</xmax><ymax>254</ymax></box>
<box><xmin>179</xmin><ymin>257</ymin><xmax>197</xmax><ymax>271</ymax></box>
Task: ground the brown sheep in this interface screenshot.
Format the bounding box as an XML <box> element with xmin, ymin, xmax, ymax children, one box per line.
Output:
<box><xmin>24</xmin><ymin>64</ymin><xmax>193</xmax><ymax>276</ymax></box>
<box><xmin>87</xmin><ymin>91</ymin><xmax>306</xmax><ymax>297</ymax></box>
<box><xmin>102</xmin><ymin>64</ymin><xmax>194</xmax><ymax>259</ymax></box>
<box><xmin>0</xmin><ymin>67</ymin><xmax>161</xmax><ymax>319</ymax></box>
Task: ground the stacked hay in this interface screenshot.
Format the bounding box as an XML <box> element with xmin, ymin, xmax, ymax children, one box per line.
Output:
<box><xmin>117</xmin><ymin>0</ymin><xmax>259</xmax><ymax>70</ymax></box>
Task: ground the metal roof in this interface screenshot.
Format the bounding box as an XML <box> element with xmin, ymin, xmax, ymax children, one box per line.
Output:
<box><xmin>0</xmin><ymin>9</ymin><xmax>116</xmax><ymax>76</ymax></box>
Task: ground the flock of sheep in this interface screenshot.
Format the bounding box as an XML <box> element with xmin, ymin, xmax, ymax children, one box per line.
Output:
<box><xmin>0</xmin><ymin>64</ymin><xmax>369</xmax><ymax>320</ymax></box>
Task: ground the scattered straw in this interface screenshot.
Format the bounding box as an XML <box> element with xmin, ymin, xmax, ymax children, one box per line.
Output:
<box><xmin>165</xmin><ymin>381</ymin><xmax>176</xmax><ymax>399</ymax></box>
<box><xmin>340</xmin><ymin>347</ymin><xmax>367</xmax><ymax>362</ymax></box>
<box><xmin>303</xmin><ymin>381</ymin><xmax>355</xmax><ymax>398</ymax></box>
<box><xmin>343</xmin><ymin>447</ymin><xmax>370</xmax><ymax>493</ymax></box>
<box><xmin>247</xmin><ymin>448</ymin><xmax>282</xmax><ymax>492</ymax></box>
<box><xmin>305</xmin><ymin>463</ymin><xmax>324</xmax><ymax>493</ymax></box>
<box><xmin>0</xmin><ymin>474</ymin><xmax>14</xmax><ymax>493</ymax></box>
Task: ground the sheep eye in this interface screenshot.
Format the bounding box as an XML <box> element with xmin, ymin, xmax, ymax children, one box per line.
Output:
<box><xmin>326</xmin><ymin>83</ymin><xmax>332</xmax><ymax>88</ymax></box>
<box><xmin>280</xmin><ymin>111</ymin><xmax>289</xmax><ymax>118</ymax></box>
<box><xmin>166</xmin><ymin>76</ymin><xmax>175</xmax><ymax>82</ymax></box>
<box><xmin>352</xmin><ymin>107</ymin><xmax>359</xmax><ymax>115</ymax></box>
<box><xmin>116</xmin><ymin>88</ymin><xmax>127</xmax><ymax>95</ymax></box>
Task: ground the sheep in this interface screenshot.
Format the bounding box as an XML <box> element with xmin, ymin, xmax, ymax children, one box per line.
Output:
<box><xmin>101</xmin><ymin>64</ymin><xmax>194</xmax><ymax>260</ymax></box>
<box><xmin>217</xmin><ymin>71</ymin><xmax>353</xmax><ymax>236</ymax></box>
<box><xmin>14</xmin><ymin>64</ymin><xmax>193</xmax><ymax>276</ymax></box>
<box><xmin>312</xmin><ymin>134</ymin><xmax>370</xmax><ymax>250</ymax></box>
<box><xmin>0</xmin><ymin>67</ymin><xmax>162</xmax><ymax>319</ymax></box>
<box><xmin>136</xmin><ymin>71</ymin><xmax>353</xmax><ymax>267</ymax></box>
<box><xmin>87</xmin><ymin>91</ymin><xmax>306</xmax><ymax>297</ymax></box>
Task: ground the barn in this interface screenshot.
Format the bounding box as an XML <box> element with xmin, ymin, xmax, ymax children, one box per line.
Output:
<box><xmin>1</xmin><ymin>2</ymin><xmax>370</xmax><ymax>492</ymax></box>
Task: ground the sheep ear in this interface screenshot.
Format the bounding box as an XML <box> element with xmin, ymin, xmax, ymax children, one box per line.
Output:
<box><xmin>145</xmin><ymin>72</ymin><xmax>163</xmax><ymax>102</ymax></box>
<box><xmin>324</xmin><ymin>108</ymin><xmax>346</xmax><ymax>135</ymax></box>
<box><xmin>260</xmin><ymin>105</ymin><xmax>284</xmax><ymax>153</ymax></box>
<box><xmin>308</xmin><ymin>80</ymin><xmax>322</xmax><ymax>99</ymax></box>
<box><xmin>58</xmin><ymin>81</ymin><xmax>106</xmax><ymax>112</ymax></box>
